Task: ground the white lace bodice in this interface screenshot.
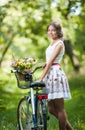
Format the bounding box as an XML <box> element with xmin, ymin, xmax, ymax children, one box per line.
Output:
<box><xmin>46</xmin><ymin>40</ymin><xmax>65</xmax><ymax>63</ymax></box>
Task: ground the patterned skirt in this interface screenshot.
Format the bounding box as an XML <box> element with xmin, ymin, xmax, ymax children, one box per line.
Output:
<box><xmin>43</xmin><ymin>64</ymin><xmax>71</xmax><ymax>100</ymax></box>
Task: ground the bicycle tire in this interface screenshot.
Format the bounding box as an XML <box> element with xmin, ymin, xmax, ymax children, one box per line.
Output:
<box><xmin>17</xmin><ymin>97</ymin><xmax>33</xmax><ymax>130</ymax></box>
<box><xmin>36</xmin><ymin>99</ymin><xmax>47</xmax><ymax>130</ymax></box>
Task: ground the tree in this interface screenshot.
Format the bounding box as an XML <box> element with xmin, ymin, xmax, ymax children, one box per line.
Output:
<box><xmin>0</xmin><ymin>0</ymin><xmax>85</xmax><ymax>71</ymax></box>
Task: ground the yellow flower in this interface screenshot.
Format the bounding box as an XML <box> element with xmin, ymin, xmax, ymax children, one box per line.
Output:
<box><xmin>11</xmin><ymin>57</ymin><xmax>37</xmax><ymax>73</ymax></box>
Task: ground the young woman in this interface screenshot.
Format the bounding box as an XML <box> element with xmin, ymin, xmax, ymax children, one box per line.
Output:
<box><xmin>39</xmin><ymin>22</ymin><xmax>73</xmax><ymax>130</ymax></box>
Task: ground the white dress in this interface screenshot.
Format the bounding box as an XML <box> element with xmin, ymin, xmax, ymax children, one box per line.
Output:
<box><xmin>44</xmin><ymin>40</ymin><xmax>71</xmax><ymax>100</ymax></box>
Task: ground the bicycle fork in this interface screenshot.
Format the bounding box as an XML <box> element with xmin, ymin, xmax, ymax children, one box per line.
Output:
<box><xmin>30</xmin><ymin>88</ymin><xmax>37</xmax><ymax>128</ymax></box>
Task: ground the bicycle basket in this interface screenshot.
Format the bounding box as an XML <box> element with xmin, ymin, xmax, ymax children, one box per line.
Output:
<box><xmin>15</xmin><ymin>72</ymin><xmax>32</xmax><ymax>89</ymax></box>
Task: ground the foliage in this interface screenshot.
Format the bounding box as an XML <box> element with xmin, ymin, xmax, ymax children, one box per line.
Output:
<box><xmin>0</xmin><ymin>0</ymin><xmax>85</xmax><ymax>68</ymax></box>
<box><xmin>0</xmin><ymin>1</ymin><xmax>85</xmax><ymax>129</ymax></box>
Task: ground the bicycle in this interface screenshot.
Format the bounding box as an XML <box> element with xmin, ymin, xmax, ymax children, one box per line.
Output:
<box><xmin>11</xmin><ymin>66</ymin><xmax>48</xmax><ymax>130</ymax></box>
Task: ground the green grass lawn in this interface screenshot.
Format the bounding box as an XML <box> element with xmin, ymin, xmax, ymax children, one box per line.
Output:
<box><xmin>0</xmin><ymin>69</ymin><xmax>85</xmax><ymax>130</ymax></box>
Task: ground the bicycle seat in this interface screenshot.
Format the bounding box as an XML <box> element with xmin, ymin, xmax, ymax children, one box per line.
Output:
<box><xmin>30</xmin><ymin>82</ymin><xmax>45</xmax><ymax>88</ymax></box>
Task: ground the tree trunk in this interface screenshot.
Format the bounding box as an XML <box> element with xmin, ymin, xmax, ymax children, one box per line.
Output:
<box><xmin>0</xmin><ymin>38</ymin><xmax>13</xmax><ymax>67</ymax></box>
<box><xmin>64</xmin><ymin>40</ymin><xmax>80</xmax><ymax>71</ymax></box>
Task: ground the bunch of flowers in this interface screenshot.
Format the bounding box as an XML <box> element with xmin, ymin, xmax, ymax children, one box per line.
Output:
<box><xmin>11</xmin><ymin>57</ymin><xmax>37</xmax><ymax>73</ymax></box>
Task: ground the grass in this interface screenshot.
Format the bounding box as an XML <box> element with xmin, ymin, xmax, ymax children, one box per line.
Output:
<box><xmin>0</xmin><ymin>68</ymin><xmax>85</xmax><ymax>130</ymax></box>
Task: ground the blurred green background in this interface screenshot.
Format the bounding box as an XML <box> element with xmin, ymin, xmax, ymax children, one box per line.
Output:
<box><xmin>0</xmin><ymin>0</ymin><xmax>85</xmax><ymax>130</ymax></box>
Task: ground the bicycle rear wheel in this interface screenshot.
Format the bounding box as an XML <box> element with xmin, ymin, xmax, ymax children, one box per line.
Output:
<box><xmin>17</xmin><ymin>97</ymin><xmax>33</xmax><ymax>130</ymax></box>
<box><xmin>36</xmin><ymin>99</ymin><xmax>47</xmax><ymax>130</ymax></box>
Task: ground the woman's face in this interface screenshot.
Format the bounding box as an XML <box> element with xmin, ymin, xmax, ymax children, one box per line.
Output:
<box><xmin>47</xmin><ymin>25</ymin><xmax>58</xmax><ymax>40</ymax></box>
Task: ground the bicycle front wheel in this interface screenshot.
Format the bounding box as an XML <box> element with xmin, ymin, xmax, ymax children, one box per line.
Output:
<box><xmin>36</xmin><ymin>99</ymin><xmax>47</xmax><ymax>130</ymax></box>
<box><xmin>17</xmin><ymin>97</ymin><xmax>33</xmax><ymax>130</ymax></box>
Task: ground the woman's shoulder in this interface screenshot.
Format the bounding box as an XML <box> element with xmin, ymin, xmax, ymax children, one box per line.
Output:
<box><xmin>56</xmin><ymin>39</ymin><xmax>64</xmax><ymax>44</ymax></box>
<box><xmin>54</xmin><ymin>39</ymin><xmax>64</xmax><ymax>47</ymax></box>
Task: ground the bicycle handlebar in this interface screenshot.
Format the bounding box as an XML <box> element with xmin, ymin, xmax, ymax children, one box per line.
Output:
<box><xmin>11</xmin><ymin>66</ymin><xmax>43</xmax><ymax>74</ymax></box>
<box><xmin>11</xmin><ymin>69</ymin><xmax>17</xmax><ymax>73</ymax></box>
<box><xmin>31</xmin><ymin>66</ymin><xmax>42</xmax><ymax>74</ymax></box>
